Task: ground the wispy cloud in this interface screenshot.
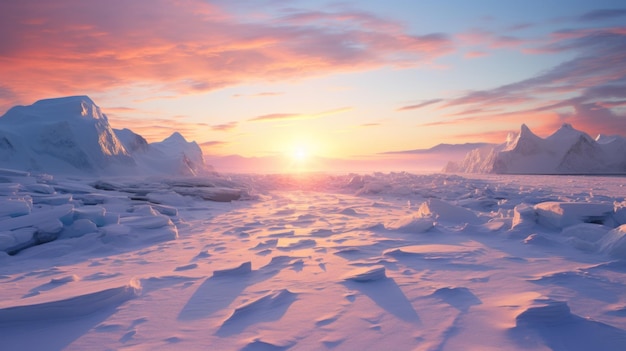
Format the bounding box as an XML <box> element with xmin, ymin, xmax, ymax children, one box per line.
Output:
<box><xmin>248</xmin><ymin>107</ymin><xmax>352</xmax><ymax>122</ymax></box>
<box><xmin>457</xmin><ymin>29</ymin><xmax>528</xmax><ymax>49</ymax></box>
<box><xmin>464</xmin><ymin>50</ymin><xmax>488</xmax><ymax>58</ymax></box>
<box><xmin>232</xmin><ymin>92</ymin><xmax>284</xmax><ymax>98</ymax></box>
<box><xmin>360</xmin><ymin>123</ymin><xmax>380</xmax><ymax>127</ymax></box>
<box><xmin>396</xmin><ymin>99</ymin><xmax>442</xmax><ymax>111</ymax></box>
<box><xmin>427</xmin><ymin>25</ymin><xmax>626</xmax><ymax>136</ymax></box>
<box><xmin>211</xmin><ymin>121</ymin><xmax>238</xmax><ymax>131</ymax></box>
<box><xmin>199</xmin><ymin>140</ymin><xmax>229</xmax><ymax>147</ymax></box>
<box><xmin>0</xmin><ymin>1</ymin><xmax>453</xmax><ymax>109</ymax></box>
<box><xmin>579</xmin><ymin>8</ymin><xmax>626</xmax><ymax>22</ymax></box>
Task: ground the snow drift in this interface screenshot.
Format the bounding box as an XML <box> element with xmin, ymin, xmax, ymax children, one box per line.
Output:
<box><xmin>445</xmin><ymin>123</ymin><xmax>626</xmax><ymax>174</ymax></box>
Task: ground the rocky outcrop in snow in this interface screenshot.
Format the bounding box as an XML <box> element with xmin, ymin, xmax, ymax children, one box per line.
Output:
<box><xmin>0</xmin><ymin>96</ymin><xmax>212</xmax><ymax>176</ymax></box>
<box><xmin>445</xmin><ymin>124</ymin><xmax>626</xmax><ymax>174</ymax></box>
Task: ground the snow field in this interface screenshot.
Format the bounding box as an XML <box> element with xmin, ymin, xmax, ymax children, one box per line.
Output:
<box><xmin>0</xmin><ymin>171</ymin><xmax>625</xmax><ymax>350</ymax></box>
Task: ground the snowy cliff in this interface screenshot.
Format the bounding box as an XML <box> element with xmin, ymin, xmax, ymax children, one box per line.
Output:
<box><xmin>445</xmin><ymin>124</ymin><xmax>626</xmax><ymax>174</ymax></box>
<box><xmin>0</xmin><ymin>96</ymin><xmax>211</xmax><ymax>176</ymax></box>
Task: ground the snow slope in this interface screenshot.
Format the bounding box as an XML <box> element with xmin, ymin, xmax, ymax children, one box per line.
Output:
<box><xmin>0</xmin><ymin>96</ymin><xmax>211</xmax><ymax>176</ymax></box>
<box><xmin>445</xmin><ymin>124</ymin><xmax>626</xmax><ymax>174</ymax></box>
<box><xmin>116</xmin><ymin>129</ymin><xmax>211</xmax><ymax>176</ymax></box>
<box><xmin>1</xmin><ymin>171</ymin><xmax>626</xmax><ymax>350</ymax></box>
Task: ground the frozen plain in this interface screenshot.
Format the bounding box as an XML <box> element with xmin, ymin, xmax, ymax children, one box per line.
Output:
<box><xmin>1</xmin><ymin>170</ymin><xmax>626</xmax><ymax>350</ymax></box>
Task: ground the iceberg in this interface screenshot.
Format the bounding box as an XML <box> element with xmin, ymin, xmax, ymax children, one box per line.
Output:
<box><xmin>445</xmin><ymin>124</ymin><xmax>626</xmax><ymax>174</ymax></box>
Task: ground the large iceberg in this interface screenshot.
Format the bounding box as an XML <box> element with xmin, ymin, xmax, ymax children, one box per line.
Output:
<box><xmin>445</xmin><ymin>124</ymin><xmax>626</xmax><ymax>174</ymax></box>
<box><xmin>0</xmin><ymin>96</ymin><xmax>212</xmax><ymax>176</ymax></box>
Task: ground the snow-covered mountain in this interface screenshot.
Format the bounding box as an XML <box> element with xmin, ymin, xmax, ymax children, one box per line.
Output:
<box><xmin>445</xmin><ymin>124</ymin><xmax>626</xmax><ymax>174</ymax></box>
<box><xmin>0</xmin><ymin>96</ymin><xmax>211</xmax><ymax>176</ymax></box>
<box><xmin>123</xmin><ymin>130</ymin><xmax>210</xmax><ymax>176</ymax></box>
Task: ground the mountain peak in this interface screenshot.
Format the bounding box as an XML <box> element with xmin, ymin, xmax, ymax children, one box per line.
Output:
<box><xmin>163</xmin><ymin>132</ymin><xmax>188</xmax><ymax>143</ymax></box>
<box><xmin>547</xmin><ymin>122</ymin><xmax>589</xmax><ymax>143</ymax></box>
<box><xmin>2</xmin><ymin>95</ymin><xmax>107</xmax><ymax>124</ymax></box>
<box><xmin>33</xmin><ymin>95</ymin><xmax>95</xmax><ymax>106</ymax></box>
<box><xmin>447</xmin><ymin>123</ymin><xmax>626</xmax><ymax>174</ymax></box>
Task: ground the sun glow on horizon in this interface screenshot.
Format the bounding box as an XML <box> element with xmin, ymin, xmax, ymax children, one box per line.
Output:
<box><xmin>293</xmin><ymin>146</ymin><xmax>308</xmax><ymax>162</ymax></box>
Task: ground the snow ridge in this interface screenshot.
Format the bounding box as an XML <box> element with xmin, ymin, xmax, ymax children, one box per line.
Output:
<box><xmin>445</xmin><ymin>124</ymin><xmax>626</xmax><ymax>174</ymax></box>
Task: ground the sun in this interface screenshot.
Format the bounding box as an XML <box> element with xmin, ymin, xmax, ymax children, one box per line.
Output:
<box><xmin>292</xmin><ymin>146</ymin><xmax>308</xmax><ymax>163</ymax></box>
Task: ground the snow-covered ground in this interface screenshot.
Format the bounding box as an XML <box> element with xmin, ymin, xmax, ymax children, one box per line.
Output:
<box><xmin>1</xmin><ymin>170</ymin><xmax>626</xmax><ymax>350</ymax></box>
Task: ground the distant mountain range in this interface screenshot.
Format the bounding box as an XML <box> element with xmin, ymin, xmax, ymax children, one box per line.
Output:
<box><xmin>445</xmin><ymin>124</ymin><xmax>626</xmax><ymax>174</ymax></box>
<box><xmin>0</xmin><ymin>96</ymin><xmax>211</xmax><ymax>176</ymax></box>
<box><xmin>382</xmin><ymin>143</ymin><xmax>494</xmax><ymax>155</ymax></box>
<box><xmin>3</xmin><ymin>96</ymin><xmax>622</xmax><ymax>176</ymax></box>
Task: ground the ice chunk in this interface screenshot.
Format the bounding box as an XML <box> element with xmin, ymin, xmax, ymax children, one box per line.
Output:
<box><xmin>128</xmin><ymin>205</ymin><xmax>159</xmax><ymax>216</ymax></box>
<box><xmin>0</xmin><ymin>204</ymin><xmax>74</xmax><ymax>232</ymax></box>
<box><xmin>5</xmin><ymin>227</ymin><xmax>37</xmax><ymax>247</ymax></box>
<box><xmin>73</xmin><ymin>206</ymin><xmax>107</xmax><ymax>226</ymax></box>
<box><xmin>23</xmin><ymin>183</ymin><xmax>55</xmax><ymax>194</ymax></box>
<box><xmin>534</xmin><ymin>202</ymin><xmax>614</xmax><ymax>229</ymax></box>
<box><xmin>0</xmin><ymin>168</ymin><xmax>29</xmax><ymax>177</ymax></box>
<box><xmin>0</xmin><ymin>198</ymin><xmax>31</xmax><ymax>218</ymax></box>
<box><xmin>417</xmin><ymin>198</ymin><xmax>480</xmax><ymax>224</ymax></box>
<box><xmin>219</xmin><ymin>289</ymin><xmax>297</xmax><ymax>334</ymax></box>
<box><xmin>119</xmin><ymin>215</ymin><xmax>172</xmax><ymax>229</ymax></box>
<box><xmin>511</xmin><ymin>203</ymin><xmax>536</xmax><ymax>230</ymax></box>
<box><xmin>561</xmin><ymin>223</ymin><xmax>610</xmax><ymax>243</ymax></box>
<box><xmin>0</xmin><ymin>233</ymin><xmax>16</xmax><ymax>251</ymax></box>
<box><xmin>615</xmin><ymin>201</ymin><xmax>626</xmax><ymax>225</ymax></box>
<box><xmin>513</xmin><ymin>298</ymin><xmax>626</xmax><ymax>350</ymax></box>
<box><xmin>598</xmin><ymin>224</ymin><xmax>626</xmax><ymax>259</ymax></box>
<box><xmin>0</xmin><ymin>184</ymin><xmax>22</xmax><ymax>196</ymax></box>
<box><xmin>31</xmin><ymin>194</ymin><xmax>73</xmax><ymax>206</ymax></box>
<box><xmin>386</xmin><ymin>216</ymin><xmax>435</xmax><ymax>233</ymax></box>
<box><xmin>174</xmin><ymin>186</ymin><xmax>242</xmax><ymax>202</ymax></box>
<box><xmin>213</xmin><ymin>261</ymin><xmax>252</xmax><ymax>277</ymax></box>
<box><xmin>344</xmin><ymin>266</ymin><xmax>386</xmax><ymax>282</ymax></box>
<box><xmin>0</xmin><ymin>278</ymin><xmax>141</xmax><ymax>322</ymax></box>
<box><xmin>516</xmin><ymin>300</ymin><xmax>572</xmax><ymax>326</ymax></box>
<box><xmin>149</xmin><ymin>204</ymin><xmax>178</xmax><ymax>217</ymax></box>
<box><xmin>61</xmin><ymin>219</ymin><xmax>98</xmax><ymax>238</ymax></box>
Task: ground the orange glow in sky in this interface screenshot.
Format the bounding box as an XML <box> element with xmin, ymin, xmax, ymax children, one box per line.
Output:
<box><xmin>1</xmin><ymin>1</ymin><xmax>625</xmax><ymax>172</ymax></box>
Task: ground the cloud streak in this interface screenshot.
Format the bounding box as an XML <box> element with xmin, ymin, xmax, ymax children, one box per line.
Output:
<box><xmin>248</xmin><ymin>107</ymin><xmax>352</xmax><ymax>122</ymax></box>
<box><xmin>579</xmin><ymin>8</ymin><xmax>626</xmax><ymax>22</ymax></box>
<box><xmin>428</xmin><ymin>25</ymin><xmax>626</xmax><ymax>137</ymax></box>
<box><xmin>211</xmin><ymin>122</ymin><xmax>238</xmax><ymax>131</ymax></box>
<box><xmin>397</xmin><ymin>99</ymin><xmax>443</xmax><ymax>111</ymax></box>
<box><xmin>0</xmin><ymin>0</ymin><xmax>453</xmax><ymax>109</ymax></box>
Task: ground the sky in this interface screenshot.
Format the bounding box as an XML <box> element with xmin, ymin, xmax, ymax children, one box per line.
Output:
<box><xmin>1</xmin><ymin>0</ymin><xmax>625</xmax><ymax>172</ymax></box>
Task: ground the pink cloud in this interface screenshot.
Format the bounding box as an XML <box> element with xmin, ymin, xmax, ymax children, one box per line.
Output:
<box><xmin>464</xmin><ymin>50</ymin><xmax>488</xmax><ymax>59</ymax></box>
<box><xmin>248</xmin><ymin>113</ymin><xmax>301</xmax><ymax>122</ymax></box>
<box><xmin>396</xmin><ymin>99</ymin><xmax>443</xmax><ymax>111</ymax></box>
<box><xmin>248</xmin><ymin>107</ymin><xmax>351</xmax><ymax>122</ymax></box>
<box><xmin>211</xmin><ymin>122</ymin><xmax>239</xmax><ymax>132</ymax></box>
<box><xmin>232</xmin><ymin>92</ymin><xmax>284</xmax><ymax>98</ymax></box>
<box><xmin>0</xmin><ymin>0</ymin><xmax>453</xmax><ymax>110</ymax></box>
<box><xmin>457</xmin><ymin>29</ymin><xmax>527</xmax><ymax>49</ymax></box>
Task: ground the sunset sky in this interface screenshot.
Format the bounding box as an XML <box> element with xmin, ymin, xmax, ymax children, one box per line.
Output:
<box><xmin>1</xmin><ymin>1</ymin><xmax>625</xmax><ymax>169</ymax></box>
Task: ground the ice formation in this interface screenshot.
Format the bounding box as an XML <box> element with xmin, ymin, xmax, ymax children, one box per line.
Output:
<box><xmin>445</xmin><ymin>124</ymin><xmax>626</xmax><ymax>174</ymax></box>
<box><xmin>0</xmin><ymin>96</ymin><xmax>212</xmax><ymax>176</ymax></box>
